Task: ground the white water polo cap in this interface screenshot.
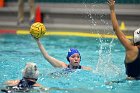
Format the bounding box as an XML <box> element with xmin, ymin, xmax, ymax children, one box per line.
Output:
<box><xmin>22</xmin><ymin>62</ymin><xmax>39</xmax><ymax>79</ymax></box>
<box><xmin>134</xmin><ymin>28</ymin><xmax>140</xmax><ymax>45</ymax></box>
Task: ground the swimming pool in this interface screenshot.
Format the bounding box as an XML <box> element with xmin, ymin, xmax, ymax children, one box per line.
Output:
<box><xmin>0</xmin><ymin>34</ymin><xmax>139</xmax><ymax>93</ymax></box>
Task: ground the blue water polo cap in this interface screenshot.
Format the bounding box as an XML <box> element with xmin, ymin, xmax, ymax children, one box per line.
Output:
<box><xmin>66</xmin><ymin>48</ymin><xmax>81</xmax><ymax>62</ymax></box>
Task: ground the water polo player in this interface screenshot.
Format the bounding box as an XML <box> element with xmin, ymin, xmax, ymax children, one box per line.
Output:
<box><xmin>1</xmin><ymin>62</ymin><xmax>42</xmax><ymax>92</ymax></box>
<box><xmin>108</xmin><ymin>0</ymin><xmax>140</xmax><ymax>80</ymax></box>
<box><xmin>33</xmin><ymin>38</ymin><xmax>92</xmax><ymax>70</ymax></box>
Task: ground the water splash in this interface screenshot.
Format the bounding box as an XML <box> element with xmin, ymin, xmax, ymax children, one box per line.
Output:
<box><xmin>83</xmin><ymin>2</ymin><xmax>98</xmax><ymax>32</ymax></box>
<box><xmin>83</xmin><ymin>2</ymin><xmax>122</xmax><ymax>81</ymax></box>
<box><xmin>95</xmin><ymin>42</ymin><xmax>122</xmax><ymax>81</ymax></box>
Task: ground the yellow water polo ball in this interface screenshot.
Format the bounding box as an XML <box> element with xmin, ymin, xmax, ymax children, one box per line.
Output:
<box><xmin>30</xmin><ymin>22</ymin><xmax>46</xmax><ymax>39</ymax></box>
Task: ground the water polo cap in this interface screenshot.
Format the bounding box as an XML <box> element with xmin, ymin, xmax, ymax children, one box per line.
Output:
<box><xmin>134</xmin><ymin>28</ymin><xmax>140</xmax><ymax>45</ymax></box>
<box><xmin>66</xmin><ymin>48</ymin><xmax>81</xmax><ymax>62</ymax></box>
<box><xmin>22</xmin><ymin>62</ymin><xmax>39</xmax><ymax>80</ymax></box>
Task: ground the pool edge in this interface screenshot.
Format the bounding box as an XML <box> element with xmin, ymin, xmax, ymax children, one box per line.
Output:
<box><xmin>0</xmin><ymin>29</ymin><xmax>133</xmax><ymax>39</ymax></box>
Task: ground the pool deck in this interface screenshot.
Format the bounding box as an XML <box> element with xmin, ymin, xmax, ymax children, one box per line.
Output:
<box><xmin>0</xmin><ymin>2</ymin><xmax>139</xmax><ymax>38</ymax></box>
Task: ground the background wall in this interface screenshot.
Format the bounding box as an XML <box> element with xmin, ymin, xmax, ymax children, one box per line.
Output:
<box><xmin>5</xmin><ymin>0</ymin><xmax>140</xmax><ymax>4</ymax></box>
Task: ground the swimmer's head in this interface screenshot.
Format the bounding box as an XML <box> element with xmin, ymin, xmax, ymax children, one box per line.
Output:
<box><xmin>22</xmin><ymin>62</ymin><xmax>39</xmax><ymax>80</ymax></box>
<box><xmin>134</xmin><ymin>28</ymin><xmax>140</xmax><ymax>45</ymax></box>
<box><xmin>66</xmin><ymin>48</ymin><xmax>81</xmax><ymax>62</ymax></box>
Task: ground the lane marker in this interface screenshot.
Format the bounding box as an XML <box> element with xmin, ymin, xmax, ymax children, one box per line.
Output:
<box><xmin>0</xmin><ymin>29</ymin><xmax>133</xmax><ymax>39</ymax></box>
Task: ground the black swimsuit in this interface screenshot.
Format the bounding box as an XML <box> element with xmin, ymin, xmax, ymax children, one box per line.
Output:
<box><xmin>17</xmin><ymin>77</ymin><xmax>36</xmax><ymax>89</ymax></box>
<box><xmin>49</xmin><ymin>65</ymin><xmax>82</xmax><ymax>77</ymax></box>
<box><xmin>1</xmin><ymin>78</ymin><xmax>36</xmax><ymax>93</ymax></box>
<box><xmin>125</xmin><ymin>48</ymin><xmax>140</xmax><ymax>80</ymax></box>
<box><xmin>67</xmin><ymin>65</ymin><xmax>82</xmax><ymax>69</ymax></box>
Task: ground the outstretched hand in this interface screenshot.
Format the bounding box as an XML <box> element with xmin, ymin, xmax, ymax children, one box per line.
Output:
<box><xmin>107</xmin><ymin>0</ymin><xmax>115</xmax><ymax>10</ymax></box>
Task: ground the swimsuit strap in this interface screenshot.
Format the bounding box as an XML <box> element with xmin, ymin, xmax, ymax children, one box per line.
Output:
<box><xmin>67</xmin><ymin>65</ymin><xmax>81</xmax><ymax>69</ymax></box>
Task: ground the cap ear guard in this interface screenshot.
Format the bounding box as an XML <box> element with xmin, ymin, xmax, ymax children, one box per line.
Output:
<box><xmin>134</xmin><ymin>28</ymin><xmax>140</xmax><ymax>45</ymax></box>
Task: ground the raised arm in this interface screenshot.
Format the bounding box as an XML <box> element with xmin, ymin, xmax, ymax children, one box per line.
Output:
<box><xmin>108</xmin><ymin>0</ymin><xmax>134</xmax><ymax>50</ymax></box>
<box><xmin>35</xmin><ymin>39</ymin><xmax>67</xmax><ymax>68</ymax></box>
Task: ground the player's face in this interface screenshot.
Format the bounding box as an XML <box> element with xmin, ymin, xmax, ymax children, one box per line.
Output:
<box><xmin>69</xmin><ymin>53</ymin><xmax>80</xmax><ymax>66</ymax></box>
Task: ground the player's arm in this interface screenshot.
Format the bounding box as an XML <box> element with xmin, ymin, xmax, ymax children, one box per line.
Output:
<box><xmin>82</xmin><ymin>66</ymin><xmax>92</xmax><ymax>71</ymax></box>
<box><xmin>108</xmin><ymin>0</ymin><xmax>134</xmax><ymax>50</ymax></box>
<box><xmin>36</xmin><ymin>39</ymin><xmax>67</xmax><ymax>68</ymax></box>
<box><xmin>4</xmin><ymin>80</ymin><xmax>20</xmax><ymax>86</ymax></box>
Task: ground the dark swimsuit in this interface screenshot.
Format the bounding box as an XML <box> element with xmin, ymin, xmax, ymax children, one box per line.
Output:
<box><xmin>49</xmin><ymin>65</ymin><xmax>82</xmax><ymax>77</ymax></box>
<box><xmin>17</xmin><ymin>77</ymin><xmax>36</xmax><ymax>89</ymax></box>
<box><xmin>125</xmin><ymin>48</ymin><xmax>140</xmax><ymax>80</ymax></box>
<box><xmin>63</xmin><ymin>65</ymin><xmax>82</xmax><ymax>73</ymax></box>
<box><xmin>1</xmin><ymin>78</ymin><xmax>37</xmax><ymax>93</ymax></box>
<box><xmin>67</xmin><ymin>65</ymin><xmax>82</xmax><ymax>69</ymax></box>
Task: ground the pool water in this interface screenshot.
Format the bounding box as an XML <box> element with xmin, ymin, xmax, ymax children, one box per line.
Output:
<box><xmin>0</xmin><ymin>34</ymin><xmax>139</xmax><ymax>93</ymax></box>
